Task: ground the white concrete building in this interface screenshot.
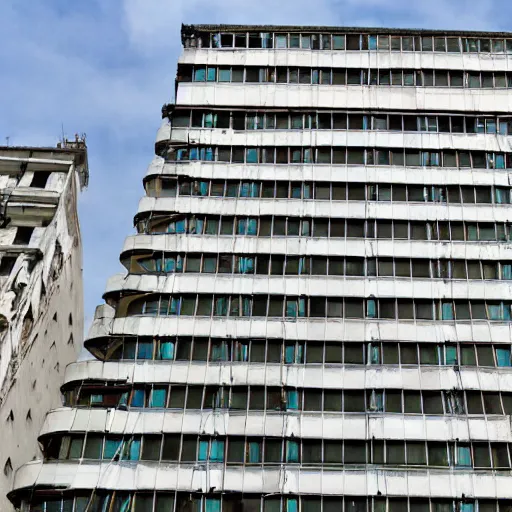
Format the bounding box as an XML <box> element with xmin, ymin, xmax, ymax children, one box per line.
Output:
<box><xmin>9</xmin><ymin>25</ymin><xmax>512</xmax><ymax>512</ymax></box>
<box><xmin>0</xmin><ymin>139</ymin><xmax>87</xmax><ymax>511</ymax></box>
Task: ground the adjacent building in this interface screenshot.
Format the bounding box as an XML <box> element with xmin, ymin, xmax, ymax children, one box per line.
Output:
<box><xmin>9</xmin><ymin>25</ymin><xmax>512</xmax><ymax>512</ymax></box>
<box><xmin>0</xmin><ymin>139</ymin><xmax>87</xmax><ymax>511</ymax></box>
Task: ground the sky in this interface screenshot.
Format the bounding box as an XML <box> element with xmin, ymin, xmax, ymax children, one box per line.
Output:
<box><xmin>0</xmin><ymin>0</ymin><xmax>509</xmax><ymax>332</ymax></box>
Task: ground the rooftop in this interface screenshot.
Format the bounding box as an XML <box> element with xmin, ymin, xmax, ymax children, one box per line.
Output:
<box><xmin>182</xmin><ymin>24</ymin><xmax>512</xmax><ymax>39</ymax></box>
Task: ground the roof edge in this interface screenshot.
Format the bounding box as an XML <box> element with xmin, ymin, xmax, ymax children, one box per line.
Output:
<box><xmin>181</xmin><ymin>23</ymin><xmax>512</xmax><ymax>39</ymax></box>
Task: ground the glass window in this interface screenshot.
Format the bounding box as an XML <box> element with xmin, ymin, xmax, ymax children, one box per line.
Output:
<box><xmin>275</xmin><ymin>35</ymin><xmax>287</xmax><ymax>48</ymax></box>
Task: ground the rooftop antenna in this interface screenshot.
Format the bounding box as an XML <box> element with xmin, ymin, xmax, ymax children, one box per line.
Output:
<box><xmin>61</xmin><ymin>123</ymin><xmax>65</xmax><ymax>145</ymax></box>
<box><xmin>5</xmin><ymin>137</ymin><xmax>9</xmax><ymax>147</ymax></box>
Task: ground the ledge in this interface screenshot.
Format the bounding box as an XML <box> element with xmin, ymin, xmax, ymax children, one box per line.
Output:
<box><xmin>39</xmin><ymin>406</ymin><xmax>512</xmax><ymax>442</ymax></box>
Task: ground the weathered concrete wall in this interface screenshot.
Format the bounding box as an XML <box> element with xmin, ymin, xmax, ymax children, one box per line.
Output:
<box><xmin>0</xmin><ymin>148</ymin><xmax>85</xmax><ymax>512</ymax></box>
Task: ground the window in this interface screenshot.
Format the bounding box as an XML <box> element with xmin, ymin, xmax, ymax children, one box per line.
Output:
<box><xmin>13</xmin><ymin>227</ymin><xmax>34</xmax><ymax>245</ymax></box>
<box><xmin>30</xmin><ymin>171</ymin><xmax>51</xmax><ymax>188</ymax></box>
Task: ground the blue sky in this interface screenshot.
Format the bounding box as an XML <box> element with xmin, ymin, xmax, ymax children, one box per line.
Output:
<box><xmin>0</xmin><ymin>0</ymin><xmax>508</xmax><ymax>331</ymax></box>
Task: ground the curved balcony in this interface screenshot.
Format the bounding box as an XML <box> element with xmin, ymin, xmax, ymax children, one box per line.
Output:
<box><xmin>85</xmin><ymin>315</ymin><xmax>512</xmax><ymax>345</ymax></box>
<box><xmin>163</xmin><ymin>126</ymin><xmax>510</xmax><ymax>153</ymax></box>
<box><xmin>136</xmin><ymin>196</ymin><xmax>512</xmax><ymax>223</ymax></box>
<box><xmin>102</xmin><ymin>272</ymin><xmax>512</xmax><ymax>303</ymax></box>
<box><xmin>120</xmin><ymin>233</ymin><xmax>512</xmax><ymax>261</ymax></box>
<box><xmin>39</xmin><ymin>406</ymin><xmax>512</xmax><ymax>442</ymax></box>
<box><xmin>176</xmin><ymin>83</ymin><xmax>512</xmax><ymax>113</ymax></box>
<box><xmin>146</xmin><ymin>161</ymin><xmax>512</xmax><ymax>188</ymax></box>
<box><xmin>10</xmin><ymin>460</ymin><xmax>512</xmax><ymax>500</ymax></box>
<box><xmin>62</xmin><ymin>359</ymin><xmax>512</xmax><ymax>393</ymax></box>
<box><xmin>177</xmin><ymin>48</ymin><xmax>512</xmax><ymax>74</ymax></box>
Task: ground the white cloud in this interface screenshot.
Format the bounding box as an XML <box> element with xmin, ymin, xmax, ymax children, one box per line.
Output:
<box><xmin>122</xmin><ymin>0</ymin><xmax>353</xmax><ymax>53</ymax></box>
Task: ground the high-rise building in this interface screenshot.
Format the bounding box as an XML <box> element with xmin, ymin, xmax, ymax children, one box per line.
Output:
<box><xmin>0</xmin><ymin>139</ymin><xmax>87</xmax><ymax>512</ymax></box>
<box><xmin>9</xmin><ymin>25</ymin><xmax>512</xmax><ymax>512</ymax></box>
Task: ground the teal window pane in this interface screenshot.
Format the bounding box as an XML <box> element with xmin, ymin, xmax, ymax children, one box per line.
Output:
<box><xmin>445</xmin><ymin>346</ymin><xmax>457</xmax><ymax>365</ymax></box>
<box><xmin>175</xmin><ymin>219</ymin><xmax>186</xmax><ymax>234</ymax></box>
<box><xmin>367</xmin><ymin>299</ymin><xmax>377</xmax><ymax>318</ymax></box>
<box><xmin>496</xmin><ymin>348</ymin><xmax>511</xmax><ymax>367</ymax></box>
<box><xmin>169</xmin><ymin>297</ymin><xmax>180</xmax><ymax>315</ymax></box>
<box><xmin>285</xmin><ymin>345</ymin><xmax>295</xmax><ymax>364</ymax></box>
<box><xmin>219</xmin><ymin>68</ymin><xmax>231</xmax><ymax>81</ymax></box>
<box><xmin>159</xmin><ymin>341</ymin><xmax>175</xmax><ymax>360</ymax></box>
<box><xmin>176</xmin><ymin>148</ymin><xmax>189</xmax><ymax>161</ymax></box>
<box><xmin>69</xmin><ymin>438</ymin><xmax>83</xmax><ymax>459</ymax></box>
<box><xmin>246</xmin><ymin>148</ymin><xmax>258</xmax><ymax>163</ymax></box>
<box><xmin>442</xmin><ymin>302</ymin><xmax>454</xmax><ymax>320</ymax></box>
<box><xmin>201</xmin><ymin>147</ymin><xmax>214</xmax><ymax>161</ymax></box>
<box><xmin>240</xmin><ymin>182</ymin><xmax>250</xmax><ymax>197</ymax></box>
<box><xmin>211</xmin><ymin>343</ymin><xmax>228</xmax><ymax>361</ymax></box>
<box><xmin>126</xmin><ymin>439</ymin><xmax>141</xmax><ymax>461</ymax></box>
<box><xmin>369</xmin><ymin>344</ymin><xmax>381</xmax><ymax>364</ymax></box>
<box><xmin>495</xmin><ymin>188</ymin><xmax>506</xmax><ymax>204</ymax></box>
<box><xmin>131</xmin><ymin>389</ymin><xmax>144</xmax><ymax>407</ymax></box>
<box><xmin>467</xmin><ymin>225</ymin><xmax>478</xmax><ymax>241</ymax></box>
<box><xmin>287</xmin><ymin>498</ymin><xmax>299</xmax><ymax>512</ymax></box>
<box><xmin>234</xmin><ymin>342</ymin><xmax>249</xmax><ymax>361</ymax></box>
<box><xmin>287</xmin><ymin>390</ymin><xmax>299</xmax><ymax>410</ymax></box>
<box><xmin>205</xmin><ymin>499</ymin><xmax>221</xmax><ymax>512</ymax></box>
<box><xmin>150</xmin><ymin>388</ymin><xmax>167</xmax><ymax>408</ymax></box>
<box><xmin>248</xmin><ymin>441</ymin><xmax>261</xmax><ymax>462</ymax></box>
<box><xmin>369</xmin><ymin>390</ymin><xmax>384</xmax><ymax>411</ymax></box>
<box><xmin>333</xmin><ymin>35</ymin><xmax>345</xmax><ymax>50</ymax></box>
<box><xmin>487</xmin><ymin>304</ymin><xmax>502</xmax><ymax>320</ymax></box>
<box><xmin>204</xmin><ymin>113</ymin><xmax>214</xmax><ymax>128</ymax></box>
<box><xmin>298</xmin><ymin>298</ymin><xmax>306</xmax><ymax>317</ymax></box>
<box><xmin>104</xmin><ymin>439</ymin><xmax>122</xmax><ymax>459</ymax></box>
<box><xmin>247</xmin><ymin>218</ymin><xmax>258</xmax><ymax>235</ymax></box>
<box><xmin>199</xmin><ymin>182</ymin><xmax>209</xmax><ymax>195</ymax></box>
<box><xmin>194</xmin><ymin>67</ymin><xmax>206</xmax><ymax>81</ymax></box>
<box><xmin>214</xmin><ymin>297</ymin><xmax>228</xmax><ymax>316</ymax></box>
<box><xmin>457</xmin><ymin>446</ymin><xmax>472</xmax><ymax>467</ymax></box>
<box><xmin>206</xmin><ymin>67</ymin><xmax>217</xmax><ymax>81</ymax></box>
<box><xmin>276</xmin><ymin>35</ymin><xmax>287</xmax><ymax>48</ymax></box>
<box><xmin>210</xmin><ymin>440</ymin><xmax>225</xmax><ymax>462</ymax></box>
<box><xmin>286</xmin><ymin>441</ymin><xmax>299</xmax><ymax>462</ymax></box>
<box><xmin>198</xmin><ymin>440</ymin><xmax>208</xmax><ymax>461</ymax></box>
<box><xmin>249</xmin><ymin>183</ymin><xmax>259</xmax><ymax>197</ymax></box>
<box><xmin>238</xmin><ymin>257</ymin><xmax>255</xmax><ymax>274</ymax></box>
<box><xmin>137</xmin><ymin>342</ymin><xmax>153</xmax><ymax>360</ymax></box>
<box><xmin>242</xmin><ymin>297</ymin><xmax>252</xmax><ymax>316</ymax></box>
<box><xmin>286</xmin><ymin>300</ymin><xmax>298</xmax><ymax>317</ymax></box>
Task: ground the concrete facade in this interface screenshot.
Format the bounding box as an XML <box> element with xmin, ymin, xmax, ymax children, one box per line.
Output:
<box><xmin>9</xmin><ymin>25</ymin><xmax>512</xmax><ymax>512</ymax></box>
<box><xmin>0</xmin><ymin>141</ymin><xmax>87</xmax><ymax>511</ymax></box>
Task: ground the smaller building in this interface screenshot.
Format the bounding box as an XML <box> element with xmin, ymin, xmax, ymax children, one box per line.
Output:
<box><xmin>0</xmin><ymin>139</ymin><xmax>88</xmax><ymax>511</ymax></box>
